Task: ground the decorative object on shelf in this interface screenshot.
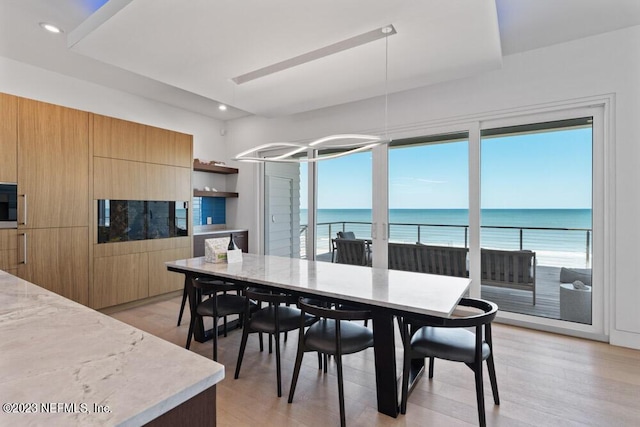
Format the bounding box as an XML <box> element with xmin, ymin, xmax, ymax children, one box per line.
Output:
<box><xmin>204</xmin><ymin>238</ymin><xmax>229</xmax><ymax>263</ymax></box>
<box><xmin>232</xmin><ymin>25</ymin><xmax>396</xmax><ymax>163</ymax></box>
<box><xmin>194</xmin><ymin>158</ymin><xmax>225</xmax><ymax>166</ymax></box>
<box><xmin>226</xmin><ymin>233</ymin><xmax>242</xmax><ymax>262</ymax></box>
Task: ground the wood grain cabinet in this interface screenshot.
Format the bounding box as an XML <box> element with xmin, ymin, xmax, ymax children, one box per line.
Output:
<box><xmin>0</xmin><ymin>94</ymin><xmax>193</xmax><ymax>309</ymax></box>
<box><xmin>18</xmin><ymin>98</ymin><xmax>89</xmax><ymax>228</ymax></box>
<box><xmin>91</xmin><ymin>114</ymin><xmax>193</xmax><ymax>309</ymax></box>
<box><xmin>0</xmin><ymin>93</ymin><xmax>17</xmax><ymax>183</ymax></box>
<box><xmin>17</xmin><ymin>227</ymin><xmax>89</xmax><ymax>305</ymax></box>
<box><xmin>0</xmin><ymin>229</ymin><xmax>18</xmax><ymax>276</ymax></box>
<box><xmin>193</xmin><ymin>231</ymin><xmax>248</xmax><ymax>257</ymax></box>
<box><xmin>15</xmin><ymin>98</ymin><xmax>89</xmax><ymax>305</ymax></box>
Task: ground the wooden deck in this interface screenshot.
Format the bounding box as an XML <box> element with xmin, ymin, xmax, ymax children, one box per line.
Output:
<box><xmin>482</xmin><ymin>265</ymin><xmax>563</xmax><ymax>320</ymax></box>
<box><xmin>317</xmin><ymin>251</ymin><xmax>571</xmax><ymax>321</ymax></box>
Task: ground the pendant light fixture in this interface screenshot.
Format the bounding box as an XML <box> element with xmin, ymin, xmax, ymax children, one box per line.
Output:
<box><xmin>233</xmin><ymin>25</ymin><xmax>395</xmax><ymax>163</ymax></box>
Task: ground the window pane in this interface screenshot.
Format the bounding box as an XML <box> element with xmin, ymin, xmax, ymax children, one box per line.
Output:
<box><xmin>480</xmin><ymin>119</ymin><xmax>593</xmax><ymax>324</ymax></box>
<box><xmin>316</xmin><ymin>151</ymin><xmax>372</xmax><ymax>264</ymax></box>
<box><xmin>388</xmin><ymin>135</ymin><xmax>469</xmax><ymax>275</ymax></box>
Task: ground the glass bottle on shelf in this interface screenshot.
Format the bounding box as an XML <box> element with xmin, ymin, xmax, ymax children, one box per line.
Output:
<box><xmin>228</xmin><ymin>234</ymin><xmax>238</xmax><ymax>251</ymax></box>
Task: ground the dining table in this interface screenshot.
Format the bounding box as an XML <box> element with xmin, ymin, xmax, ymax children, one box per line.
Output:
<box><xmin>166</xmin><ymin>253</ymin><xmax>471</xmax><ymax>418</ymax></box>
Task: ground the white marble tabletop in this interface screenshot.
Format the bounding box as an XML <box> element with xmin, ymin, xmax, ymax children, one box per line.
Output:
<box><xmin>0</xmin><ymin>271</ymin><xmax>224</xmax><ymax>426</ymax></box>
<box><xmin>166</xmin><ymin>253</ymin><xmax>471</xmax><ymax>317</ymax></box>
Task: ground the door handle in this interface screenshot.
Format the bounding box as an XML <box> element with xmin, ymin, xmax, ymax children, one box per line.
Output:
<box><xmin>19</xmin><ymin>194</ymin><xmax>27</xmax><ymax>226</ymax></box>
<box><xmin>371</xmin><ymin>222</ymin><xmax>377</xmax><ymax>239</ymax></box>
<box><xmin>19</xmin><ymin>233</ymin><xmax>27</xmax><ymax>264</ymax></box>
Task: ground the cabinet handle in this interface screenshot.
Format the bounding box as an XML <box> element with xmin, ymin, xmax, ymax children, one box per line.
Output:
<box><xmin>19</xmin><ymin>233</ymin><xmax>27</xmax><ymax>264</ymax></box>
<box><xmin>19</xmin><ymin>194</ymin><xmax>27</xmax><ymax>226</ymax></box>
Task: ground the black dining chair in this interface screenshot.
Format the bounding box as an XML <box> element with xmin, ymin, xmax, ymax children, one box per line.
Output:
<box><xmin>234</xmin><ymin>289</ymin><xmax>315</xmax><ymax>397</ymax></box>
<box><xmin>185</xmin><ymin>277</ymin><xmax>252</xmax><ymax>361</ymax></box>
<box><xmin>400</xmin><ymin>298</ymin><xmax>500</xmax><ymax>427</ymax></box>
<box><xmin>288</xmin><ymin>298</ymin><xmax>374</xmax><ymax>427</ymax></box>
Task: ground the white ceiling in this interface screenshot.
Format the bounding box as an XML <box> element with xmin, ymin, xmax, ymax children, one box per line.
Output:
<box><xmin>1</xmin><ymin>0</ymin><xmax>640</xmax><ymax>121</ymax></box>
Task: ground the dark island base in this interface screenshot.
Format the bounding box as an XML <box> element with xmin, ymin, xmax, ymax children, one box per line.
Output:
<box><xmin>145</xmin><ymin>385</ymin><xmax>216</xmax><ymax>426</ymax></box>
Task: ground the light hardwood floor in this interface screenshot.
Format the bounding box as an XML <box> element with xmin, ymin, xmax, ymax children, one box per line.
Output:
<box><xmin>109</xmin><ymin>295</ymin><xmax>640</xmax><ymax>426</ymax></box>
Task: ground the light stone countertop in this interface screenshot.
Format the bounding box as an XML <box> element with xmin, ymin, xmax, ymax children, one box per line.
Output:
<box><xmin>167</xmin><ymin>253</ymin><xmax>471</xmax><ymax>317</ymax></box>
<box><xmin>193</xmin><ymin>228</ymin><xmax>248</xmax><ymax>236</ymax></box>
<box><xmin>0</xmin><ymin>271</ymin><xmax>224</xmax><ymax>426</ymax></box>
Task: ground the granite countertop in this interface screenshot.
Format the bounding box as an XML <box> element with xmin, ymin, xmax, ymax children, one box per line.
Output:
<box><xmin>193</xmin><ymin>228</ymin><xmax>248</xmax><ymax>236</ymax></box>
<box><xmin>0</xmin><ymin>271</ymin><xmax>224</xmax><ymax>426</ymax></box>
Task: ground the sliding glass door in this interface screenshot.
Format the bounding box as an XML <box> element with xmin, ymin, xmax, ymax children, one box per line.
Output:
<box><xmin>480</xmin><ymin>116</ymin><xmax>595</xmax><ymax>324</ymax></box>
<box><xmin>261</xmin><ymin>104</ymin><xmax>605</xmax><ymax>336</ymax></box>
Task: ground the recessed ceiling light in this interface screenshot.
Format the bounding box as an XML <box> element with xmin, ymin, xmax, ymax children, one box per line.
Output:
<box><xmin>218</xmin><ymin>104</ymin><xmax>227</xmax><ymax>111</ymax></box>
<box><xmin>39</xmin><ymin>22</ymin><xmax>64</xmax><ymax>34</ymax></box>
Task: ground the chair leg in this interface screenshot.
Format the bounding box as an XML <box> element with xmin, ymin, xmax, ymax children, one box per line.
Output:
<box><xmin>185</xmin><ymin>311</ymin><xmax>196</xmax><ymax>349</ymax></box>
<box><xmin>223</xmin><ymin>315</ymin><xmax>228</xmax><ymax>337</ymax></box>
<box><xmin>400</xmin><ymin>321</ymin><xmax>411</xmax><ymax>414</ymax></box>
<box><xmin>317</xmin><ymin>352</ymin><xmax>322</xmax><ymax>370</ymax></box>
<box><xmin>400</xmin><ymin>353</ymin><xmax>411</xmax><ymax>414</ymax></box>
<box><xmin>234</xmin><ymin>324</ymin><xmax>250</xmax><ymax>379</ymax></box>
<box><xmin>288</xmin><ymin>347</ymin><xmax>306</xmax><ymax>403</ymax></box>
<box><xmin>428</xmin><ymin>357</ymin><xmax>435</xmax><ymax>378</ymax></box>
<box><xmin>177</xmin><ymin>284</ymin><xmax>188</xmax><ymax>326</ymax></box>
<box><xmin>474</xmin><ymin>362</ymin><xmax>487</xmax><ymax>427</ymax></box>
<box><xmin>275</xmin><ymin>333</ymin><xmax>282</xmax><ymax>397</ymax></box>
<box><xmin>213</xmin><ymin>316</ymin><xmax>218</xmax><ymax>362</ymax></box>
<box><xmin>259</xmin><ymin>332</ymin><xmax>264</xmax><ymax>352</ymax></box>
<box><xmin>269</xmin><ymin>334</ymin><xmax>273</xmax><ymax>354</ymax></box>
<box><xmin>335</xmin><ymin>353</ymin><xmax>346</xmax><ymax>427</ymax></box>
<box><xmin>324</xmin><ymin>354</ymin><xmax>328</xmax><ymax>373</ymax></box>
<box><xmin>486</xmin><ymin>355</ymin><xmax>500</xmax><ymax>405</ymax></box>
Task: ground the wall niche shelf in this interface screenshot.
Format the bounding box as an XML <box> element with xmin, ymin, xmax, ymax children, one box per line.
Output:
<box><xmin>193</xmin><ymin>190</ymin><xmax>238</xmax><ymax>198</ymax></box>
<box><xmin>193</xmin><ymin>160</ymin><xmax>238</xmax><ymax>174</ymax></box>
<box><xmin>193</xmin><ymin>159</ymin><xmax>239</xmax><ymax>199</ymax></box>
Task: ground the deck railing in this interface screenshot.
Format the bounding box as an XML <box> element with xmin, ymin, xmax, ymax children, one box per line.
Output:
<box><xmin>300</xmin><ymin>221</ymin><xmax>592</xmax><ymax>268</ymax></box>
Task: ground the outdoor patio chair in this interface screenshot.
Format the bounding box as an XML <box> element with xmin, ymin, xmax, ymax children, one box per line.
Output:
<box><xmin>334</xmin><ymin>238</ymin><xmax>370</xmax><ymax>266</ymax></box>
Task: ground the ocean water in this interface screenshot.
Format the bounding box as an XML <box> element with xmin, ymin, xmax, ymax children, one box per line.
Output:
<box><xmin>301</xmin><ymin>208</ymin><xmax>592</xmax><ymax>268</ymax></box>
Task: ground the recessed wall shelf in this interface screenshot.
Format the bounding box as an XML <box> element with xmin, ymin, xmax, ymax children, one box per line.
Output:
<box><xmin>193</xmin><ymin>190</ymin><xmax>238</xmax><ymax>198</ymax></box>
<box><xmin>193</xmin><ymin>160</ymin><xmax>238</xmax><ymax>174</ymax></box>
<box><xmin>193</xmin><ymin>159</ymin><xmax>239</xmax><ymax>199</ymax></box>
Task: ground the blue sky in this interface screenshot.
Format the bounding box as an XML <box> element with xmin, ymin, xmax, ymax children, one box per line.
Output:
<box><xmin>301</xmin><ymin>127</ymin><xmax>592</xmax><ymax>209</ymax></box>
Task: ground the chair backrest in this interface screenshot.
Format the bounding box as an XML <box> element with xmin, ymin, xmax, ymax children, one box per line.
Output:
<box><xmin>192</xmin><ymin>277</ymin><xmax>243</xmax><ymax>293</ymax></box>
<box><xmin>336</xmin><ymin>231</ymin><xmax>356</xmax><ymax>240</ymax></box>
<box><xmin>388</xmin><ymin>243</ymin><xmax>420</xmax><ymax>272</ymax></box>
<box><xmin>406</xmin><ymin>298</ymin><xmax>498</xmax><ymax>329</ymax></box>
<box><xmin>417</xmin><ymin>244</ymin><xmax>469</xmax><ymax>277</ymax></box>
<box><xmin>334</xmin><ymin>239</ymin><xmax>368</xmax><ymax>265</ymax></box>
<box><xmin>480</xmin><ymin>249</ymin><xmax>535</xmax><ymax>284</ymax></box>
<box><xmin>297</xmin><ymin>298</ymin><xmax>371</xmax><ymax>322</ymax></box>
<box><xmin>244</xmin><ymin>288</ymin><xmax>297</xmax><ymax>306</ymax></box>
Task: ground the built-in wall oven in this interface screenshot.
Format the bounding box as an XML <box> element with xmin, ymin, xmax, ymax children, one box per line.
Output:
<box><xmin>0</xmin><ymin>183</ymin><xmax>18</xmax><ymax>229</ymax></box>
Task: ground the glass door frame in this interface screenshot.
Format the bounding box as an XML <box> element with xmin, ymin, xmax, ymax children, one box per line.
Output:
<box><xmin>284</xmin><ymin>98</ymin><xmax>610</xmax><ymax>340</ymax></box>
<box><xmin>477</xmin><ymin>104</ymin><xmax>607</xmax><ymax>338</ymax></box>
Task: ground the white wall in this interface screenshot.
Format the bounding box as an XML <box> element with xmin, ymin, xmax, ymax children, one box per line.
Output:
<box><xmin>226</xmin><ymin>25</ymin><xmax>640</xmax><ymax>349</ymax></box>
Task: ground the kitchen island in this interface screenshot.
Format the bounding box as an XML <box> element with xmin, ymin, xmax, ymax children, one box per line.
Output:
<box><xmin>0</xmin><ymin>270</ymin><xmax>224</xmax><ymax>426</ymax></box>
